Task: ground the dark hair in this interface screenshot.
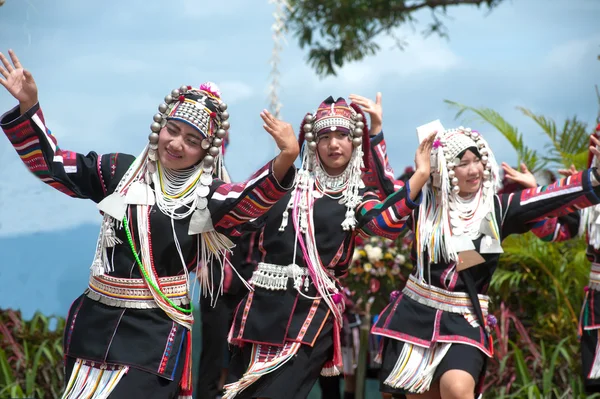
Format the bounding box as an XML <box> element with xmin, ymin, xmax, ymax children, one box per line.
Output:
<box><xmin>456</xmin><ymin>146</ymin><xmax>481</xmax><ymax>160</ymax></box>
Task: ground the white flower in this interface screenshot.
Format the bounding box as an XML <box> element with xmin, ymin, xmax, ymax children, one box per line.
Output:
<box><xmin>352</xmin><ymin>249</ymin><xmax>361</xmax><ymax>263</ymax></box>
<box><xmin>365</xmin><ymin>245</ymin><xmax>383</xmax><ymax>263</ymax></box>
<box><xmin>395</xmin><ymin>254</ymin><xmax>406</xmax><ymax>265</ymax></box>
<box><xmin>391</xmin><ymin>265</ymin><xmax>400</xmax><ymax>275</ymax></box>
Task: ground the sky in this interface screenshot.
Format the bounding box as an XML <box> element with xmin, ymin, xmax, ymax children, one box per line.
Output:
<box><xmin>0</xmin><ymin>0</ymin><xmax>599</xmax><ymax>318</ymax></box>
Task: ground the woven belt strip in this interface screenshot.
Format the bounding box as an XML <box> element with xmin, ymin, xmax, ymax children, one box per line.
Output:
<box><xmin>590</xmin><ymin>263</ymin><xmax>600</xmax><ymax>291</ymax></box>
<box><xmin>86</xmin><ymin>274</ymin><xmax>190</xmax><ymax>309</ymax></box>
<box><xmin>249</xmin><ymin>262</ymin><xmax>310</xmax><ymax>291</ymax></box>
<box><xmin>402</xmin><ymin>274</ymin><xmax>489</xmax><ymax>316</ymax></box>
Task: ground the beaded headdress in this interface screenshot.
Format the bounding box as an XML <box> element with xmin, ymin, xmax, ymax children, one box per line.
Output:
<box><xmin>416</xmin><ymin>125</ymin><xmax>502</xmax><ymax>281</ymax></box>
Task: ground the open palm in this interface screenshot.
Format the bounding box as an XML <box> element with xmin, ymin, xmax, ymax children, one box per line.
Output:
<box><xmin>502</xmin><ymin>162</ymin><xmax>537</xmax><ymax>189</ymax></box>
<box><xmin>0</xmin><ymin>50</ymin><xmax>38</xmax><ymax>106</ymax></box>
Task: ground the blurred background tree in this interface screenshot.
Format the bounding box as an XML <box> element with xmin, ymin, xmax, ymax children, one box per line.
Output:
<box><xmin>286</xmin><ymin>0</ymin><xmax>504</xmax><ymax>76</ymax></box>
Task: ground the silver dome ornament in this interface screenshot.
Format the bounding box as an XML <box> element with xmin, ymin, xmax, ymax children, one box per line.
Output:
<box><xmin>197</xmin><ymin>184</ymin><xmax>210</xmax><ymax>198</ymax></box>
<box><xmin>354</xmin><ymin>127</ymin><xmax>363</xmax><ymax>136</ymax></box>
<box><xmin>150</xmin><ymin>122</ymin><xmax>162</xmax><ymax>133</ymax></box>
<box><xmin>158</xmin><ymin>103</ymin><xmax>168</xmax><ymax>113</ymax></box>
<box><xmin>171</xmin><ymin>89</ymin><xmax>180</xmax><ymax>97</ymax></box>
<box><xmin>465</xmin><ymin>128</ymin><xmax>472</xmax><ymax>133</ymax></box>
<box><xmin>179</xmin><ymin>85</ymin><xmax>188</xmax><ymax>93</ymax></box>
<box><xmin>480</xmin><ymin>148</ymin><xmax>488</xmax><ymax>155</ymax></box>
<box><xmin>355</xmin><ymin>113</ymin><xmax>363</xmax><ymax>121</ymax></box>
<box><xmin>209</xmin><ymin>147</ymin><xmax>220</xmax><ymax>157</ymax></box>
<box><xmin>458</xmin><ymin>126</ymin><xmax>465</xmax><ymax>131</ymax></box>
<box><xmin>216</xmin><ymin>129</ymin><xmax>227</xmax><ymax>139</ymax></box>
<box><xmin>201</xmin><ymin>139</ymin><xmax>211</xmax><ymax>150</ymax></box>
<box><xmin>481</xmin><ymin>155</ymin><xmax>488</xmax><ymax>163</ymax></box>
<box><xmin>352</xmin><ymin>137</ymin><xmax>362</xmax><ymax>147</ymax></box>
<box><xmin>447</xmin><ymin>161</ymin><xmax>455</xmax><ymax>170</ymax></box>
<box><xmin>148</xmin><ymin>132</ymin><xmax>160</xmax><ymax>144</ymax></box>
<box><xmin>164</xmin><ymin>94</ymin><xmax>173</xmax><ymax>104</ymax></box>
<box><xmin>451</xmin><ymin>177</ymin><xmax>459</xmax><ymax>185</ymax></box>
<box><xmin>303</xmin><ymin>124</ymin><xmax>313</xmax><ymax>133</ymax></box>
<box><xmin>153</xmin><ymin>113</ymin><xmax>163</xmax><ymax>123</ymax></box>
<box><xmin>304</xmin><ymin>132</ymin><xmax>314</xmax><ymax>142</ymax></box>
<box><xmin>221</xmin><ymin>111</ymin><xmax>230</xmax><ymax>121</ymax></box>
<box><xmin>221</xmin><ymin>121</ymin><xmax>230</xmax><ymax>130</ymax></box>
<box><xmin>304</xmin><ymin>114</ymin><xmax>315</xmax><ymax>123</ymax></box>
<box><xmin>448</xmin><ymin>170</ymin><xmax>455</xmax><ymax>178</ymax></box>
<box><xmin>203</xmin><ymin>155</ymin><xmax>215</xmax><ymax>166</ymax></box>
<box><xmin>356</xmin><ymin>121</ymin><xmax>364</xmax><ymax>130</ymax></box>
<box><xmin>219</xmin><ymin>102</ymin><xmax>228</xmax><ymax>112</ymax></box>
<box><xmin>483</xmin><ymin>170</ymin><xmax>490</xmax><ymax>178</ymax></box>
<box><xmin>452</xmin><ymin>185</ymin><xmax>461</xmax><ymax>194</ymax></box>
<box><xmin>213</xmin><ymin>138</ymin><xmax>223</xmax><ymax>147</ymax></box>
<box><xmin>308</xmin><ymin>141</ymin><xmax>317</xmax><ymax>151</ymax></box>
<box><xmin>478</xmin><ymin>142</ymin><xmax>485</xmax><ymax>148</ymax></box>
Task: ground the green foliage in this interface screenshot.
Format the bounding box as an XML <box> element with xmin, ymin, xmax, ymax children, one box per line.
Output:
<box><xmin>0</xmin><ymin>309</ymin><xmax>65</xmax><ymax>399</ymax></box>
<box><xmin>286</xmin><ymin>0</ymin><xmax>504</xmax><ymax>77</ymax></box>
<box><xmin>445</xmin><ymin>100</ymin><xmax>592</xmax><ymax>172</ymax></box>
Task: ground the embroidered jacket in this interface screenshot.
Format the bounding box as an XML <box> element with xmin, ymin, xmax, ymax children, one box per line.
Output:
<box><xmin>229</xmin><ymin>132</ymin><xmax>420</xmax><ymax>349</ymax></box>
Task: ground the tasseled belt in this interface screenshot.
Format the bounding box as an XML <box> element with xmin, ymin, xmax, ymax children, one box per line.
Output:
<box><xmin>249</xmin><ymin>262</ymin><xmax>310</xmax><ymax>291</ymax></box>
<box><xmin>85</xmin><ymin>274</ymin><xmax>190</xmax><ymax>309</ymax></box>
<box><xmin>589</xmin><ymin>263</ymin><xmax>600</xmax><ymax>291</ymax></box>
<box><xmin>403</xmin><ymin>274</ymin><xmax>490</xmax><ymax>317</ymax></box>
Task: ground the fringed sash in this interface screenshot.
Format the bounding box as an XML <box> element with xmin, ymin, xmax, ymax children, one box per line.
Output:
<box><xmin>61</xmin><ymin>359</ymin><xmax>129</xmax><ymax>399</ymax></box>
<box><xmin>383</xmin><ymin>276</ymin><xmax>491</xmax><ymax>393</ymax></box>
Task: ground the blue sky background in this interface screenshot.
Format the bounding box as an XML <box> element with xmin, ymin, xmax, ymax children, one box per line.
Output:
<box><xmin>0</xmin><ymin>0</ymin><xmax>599</xmax><ymax>319</ymax></box>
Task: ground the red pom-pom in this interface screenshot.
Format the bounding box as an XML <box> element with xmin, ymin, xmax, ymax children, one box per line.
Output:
<box><xmin>210</xmin><ymin>112</ymin><xmax>216</xmax><ymax>118</ymax></box>
<box><xmin>178</xmin><ymin>95</ymin><xmax>185</xmax><ymax>102</ymax></box>
<box><xmin>187</xmin><ymin>85</ymin><xmax>192</xmax><ymax>90</ymax></box>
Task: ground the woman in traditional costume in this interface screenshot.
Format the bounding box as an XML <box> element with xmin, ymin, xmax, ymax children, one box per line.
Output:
<box><xmin>223</xmin><ymin>95</ymin><xmax>435</xmax><ymax>399</ymax></box>
<box><xmin>0</xmin><ymin>49</ymin><xmax>298</xmax><ymax>399</ymax></box>
<box><xmin>371</xmin><ymin>124</ymin><xmax>600</xmax><ymax>398</ymax></box>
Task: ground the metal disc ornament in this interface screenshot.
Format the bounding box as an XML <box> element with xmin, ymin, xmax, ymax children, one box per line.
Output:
<box><xmin>200</xmin><ymin>173</ymin><xmax>213</xmax><ymax>186</ymax></box>
<box><xmin>197</xmin><ymin>184</ymin><xmax>210</xmax><ymax>197</ymax></box>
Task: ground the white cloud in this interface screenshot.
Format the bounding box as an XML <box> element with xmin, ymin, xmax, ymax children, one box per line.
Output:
<box><xmin>181</xmin><ymin>0</ymin><xmax>249</xmax><ymax>17</ymax></box>
<box><xmin>544</xmin><ymin>36</ymin><xmax>600</xmax><ymax>70</ymax></box>
<box><xmin>219</xmin><ymin>80</ymin><xmax>254</xmax><ymax>104</ymax></box>
<box><xmin>282</xmin><ymin>30</ymin><xmax>462</xmax><ymax>93</ymax></box>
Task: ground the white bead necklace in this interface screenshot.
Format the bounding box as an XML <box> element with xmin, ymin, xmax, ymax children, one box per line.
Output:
<box><xmin>152</xmin><ymin>161</ymin><xmax>204</xmax><ymax>219</ymax></box>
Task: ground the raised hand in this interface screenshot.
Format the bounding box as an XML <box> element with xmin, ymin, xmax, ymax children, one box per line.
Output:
<box><xmin>415</xmin><ymin>132</ymin><xmax>436</xmax><ymax>176</ymax></box>
<box><xmin>260</xmin><ymin>110</ymin><xmax>299</xmax><ymax>157</ymax></box>
<box><xmin>501</xmin><ymin>162</ymin><xmax>537</xmax><ymax>189</ymax></box>
<box><xmin>591</xmin><ymin>135</ymin><xmax>600</xmax><ymax>161</ymax></box>
<box><xmin>348</xmin><ymin>92</ymin><xmax>382</xmax><ymax>136</ymax></box>
<box><xmin>0</xmin><ymin>49</ymin><xmax>38</xmax><ymax>113</ymax></box>
<box><xmin>260</xmin><ymin>109</ymin><xmax>299</xmax><ymax>183</ymax></box>
<box><xmin>558</xmin><ymin>164</ymin><xmax>577</xmax><ymax>177</ymax></box>
<box><xmin>407</xmin><ymin>132</ymin><xmax>436</xmax><ymax>200</ymax></box>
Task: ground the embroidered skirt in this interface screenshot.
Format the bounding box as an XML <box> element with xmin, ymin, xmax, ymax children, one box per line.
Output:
<box><xmin>224</xmin><ymin>319</ymin><xmax>334</xmax><ymax>399</ymax></box>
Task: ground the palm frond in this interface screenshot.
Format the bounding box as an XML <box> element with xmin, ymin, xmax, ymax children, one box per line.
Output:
<box><xmin>444</xmin><ymin>100</ymin><xmax>544</xmax><ymax>171</ymax></box>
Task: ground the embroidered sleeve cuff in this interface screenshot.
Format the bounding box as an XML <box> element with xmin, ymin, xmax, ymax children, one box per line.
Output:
<box><xmin>370</xmin><ymin>130</ymin><xmax>384</xmax><ymax>146</ymax></box>
<box><xmin>270</xmin><ymin>161</ymin><xmax>296</xmax><ymax>191</ymax></box>
<box><xmin>404</xmin><ymin>182</ymin><xmax>422</xmax><ymax>209</ymax></box>
<box><xmin>0</xmin><ymin>102</ymin><xmax>40</xmax><ymax>130</ymax></box>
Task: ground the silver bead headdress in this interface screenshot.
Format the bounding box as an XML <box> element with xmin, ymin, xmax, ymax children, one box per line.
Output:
<box><xmin>416</xmin><ymin>125</ymin><xmax>502</xmax><ymax>282</ymax></box>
